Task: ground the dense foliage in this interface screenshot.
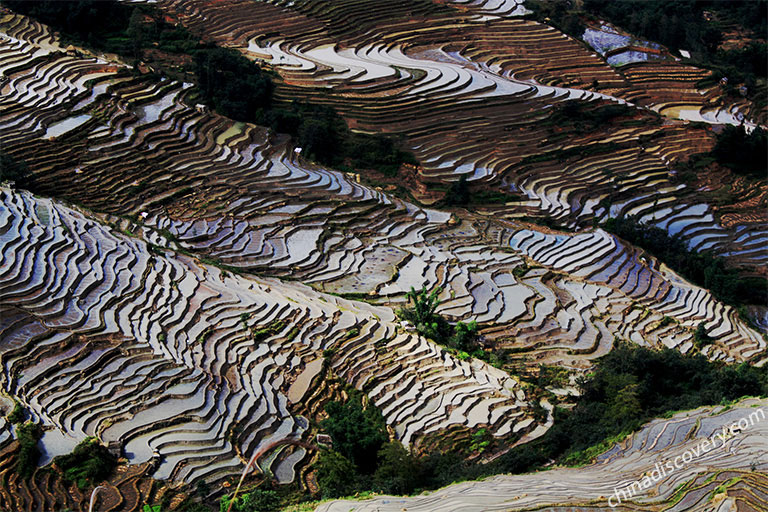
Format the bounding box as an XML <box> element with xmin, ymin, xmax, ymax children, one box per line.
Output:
<box><xmin>712</xmin><ymin>125</ymin><xmax>767</xmax><ymax>177</ymax></box>
<box><xmin>315</xmin><ymin>450</ymin><xmax>358</xmax><ymax>499</ymax></box>
<box><xmin>429</xmin><ymin>343</ymin><xmax>768</xmax><ymax>480</ymax></box>
<box><xmin>219</xmin><ymin>490</ymin><xmax>280</xmax><ymax>512</ymax></box>
<box><xmin>582</xmin><ymin>0</ymin><xmax>767</xmax><ymax>108</ymax></box>
<box><xmin>582</xmin><ymin>0</ymin><xmax>766</xmax><ymax>57</ymax></box>
<box><xmin>316</xmin><ymin>343</ymin><xmax>768</xmax><ymax>498</ymax></box>
<box><xmin>603</xmin><ymin>216</ymin><xmax>767</xmax><ymax>308</ymax></box>
<box><xmin>53</xmin><ymin>437</ymin><xmax>118</xmax><ymax>489</ymax></box>
<box><xmin>372</xmin><ymin>442</ymin><xmax>421</xmax><ymax>495</ymax></box>
<box><xmin>540</xmin><ymin>343</ymin><xmax>768</xmax><ymax>462</ymax></box>
<box><xmin>320</xmin><ymin>392</ymin><xmax>388</xmax><ymax>475</ymax></box>
<box><xmin>15</xmin><ymin>421</ymin><xmax>42</xmax><ymax>479</ymax></box>
<box><xmin>6</xmin><ymin>400</ymin><xmax>25</xmax><ymax>424</ymax></box>
<box><xmin>194</xmin><ymin>48</ymin><xmax>273</xmax><ymax>122</ymax></box>
<box><xmin>0</xmin><ymin>152</ymin><xmax>30</xmax><ymax>188</ymax></box>
<box><xmin>525</xmin><ymin>0</ymin><xmax>585</xmax><ymax>39</ymax></box>
<box><xmin>397</xmin><ymin>287</ymin><xmax>480</xmax><ymax>353</ymax></box>
<box><xmin>2</xmin><ymin>0</ymin><xmax>134</xmax><ymax>51</ymax></box>
<box><xmin>548</xmin><ymin>100</ymin><xmax>639</xmax><ymax>134</ymax></box>
<box><xmin>267</xmin><ymin>103</ymin><xmax>416</xmax><ymax>173</ymax></box>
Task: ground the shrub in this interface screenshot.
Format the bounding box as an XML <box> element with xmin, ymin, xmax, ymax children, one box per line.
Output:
<box><xmin>219</xmin><ymin>490</ymin><xmax>279</xmax><ymax>512</ymax></box>
<box><xmin>54</xmin><ymin>437</ymin><xmax>118</xmax><ymax>488</ymax></box>
<box><xmin>712</xmin><ymin>125</ymin><xmax>767</xmax><ymax>177</ymax></box>
<box><xmin>7</xmin><ymin>400</ymin><xmax>25</xmax><ymax>424</ymax></box>
<box><xmin>16</xmin><ymin>421</ymin><xmax>42</xmax><ymax>479</ymax></box>
<box><xmin>372</xmin><ymin>442</ymin><xmax>420</xmax><ymax>495</ymax></box>
<box><xmin>0</xmin><ymin>152</ymin><xmax>30</xmax><ymax>188</ymax></box>
<box><xmin>315</xmin><ymin>450</ymin><xmax>358</xmax><ymax>499</ymax></box>
<box><xmin>194</xmin><ymin>47</ymin><xmax>273</xmax><ymax>122</ymax></box>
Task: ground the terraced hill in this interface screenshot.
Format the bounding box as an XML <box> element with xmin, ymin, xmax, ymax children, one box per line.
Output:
<box><xmin>2</xmin><ymin>186</ymin><xmax>540</xmax><ymax>488</ymax></box>
<box><xmin>147</xmin><ymin>0</ymin><xmax>767</xmax><ymax>271</ymax></box>
<box><xmin>0</xmin><ymin>1</ymin><xmax>766</xmax><ymax>510</ymax></box>
<box><xmin>317</xmin><ymin>398</ymin><xmax>768</xmax><ymax>512</ymax></box>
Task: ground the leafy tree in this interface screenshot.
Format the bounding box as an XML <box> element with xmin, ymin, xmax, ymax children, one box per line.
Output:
<box><xmin>712</xmin><ymin>125</ymin><xmax>767</xmax><ymax>177</ymax></box>
<box><xmin>373</xmin><ymin>442</ymin><xmax>420</xmax><ymax>495</ymax></box>
<box><xmin>1</xmin><ymin>0</ymin><xmax>134</xmax><ymax>51</ymax></box>
<box><xmin>126</xmin><ymin>7</ymin><xmax>146</xmax><ymax>58</ymax></box>
<box><xmin>0</xmin><ymin>152</ymin><xmax>30</xmax><ymax>188</ymax></box>
<box><xmin>321</xmin><ymin>393</ymin><xmax>387</xmax><ymax>474</ymax></box>
<box><xmin>315</xmin><ymin>450</ymin><xmax>358</xmax><ymax>498</ymax></box>
<box><xmin>445</xmin><ymin>175</ymin><xmax>470</xmax><ymax>206</ymax></box>
<box><xmin>15</xmin><ymin>421</ymin><xmax>42</xmax><ymax>479</ymax></box>
<box><xmin>448</xmin><ymin>321</ymin><xmax>478</xmax><ymax>352</ymax></box>
<box><xmin>403</xmin><ymin>286</ymin><xmax>441</xmax><ymax>326</ymax></box>
<box><xmin>693</xmin><ymin>322</ymin><xmax>712</xmax><ymax>348</ymax></box>
<box><xmin>193</xmin><ymin>47</ymin><xmax>273</xmax><ymax>122</ymax></box>
<box><xmin>54</xmin><ymin>437</ymin><xmax>117</xmax><ymax>489</ymax></box>
<box><xmin>298</xmin><ymin>117</ymin><xmax>340</xmax><ymax>164</ymax></box>
<box><xmin>6</xmin><ymin>400</ymin><xmax>25</xmax><ymax>424</ymax></box>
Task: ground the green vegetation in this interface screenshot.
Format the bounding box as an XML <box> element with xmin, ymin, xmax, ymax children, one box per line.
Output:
<box><xmin>2</xmin><ymin>0</ymin><xmax>137</xmax><ymax>53</ymax></box>
<box><xmin>315</xmin><ymin>450</ymin><xmax>358</xmax><ymax>499</ymax></box>
<box><xmin>372</xmin><ymin>442</ymin><xmax>421</xmax><ymax>495</ymax></box>
<box><xmin>0</xmin><ymin>151</ymin><xmax>30</xmax><ymax>188</ymax></box>
<box><xmin>315</xmin><ymin>391</ymin><xmax>423</xmax><ymax>498</ymax></box>
<box><xmin>711</xmin><ymin>125</ymin><xmax>767</xmax><ymax>178</ymax></box>
<box><xmin>219</xmin><ymin>489</ymin><xmax>280</xmax><ymax>512</ymax></box>
<box><xmin>535</xmin><ymin>343</ymin><xmax>767</xmax><ymax>463</ymax></box>
<box><xmin>408</xmin><ymin>343</ymin><xmax>768</xmax><ymax>485</ymax></box>
<box><xmin>396</xmin><ymin>287</ymin><xmax>480</xmax><ymax>353</ymax></box>
<box><xmin>6</xmin><ymin>400</ymin><xmax>25</xmax><ymax>424</ymax></box>
<box><xmin>443</xmin><ymin>175</ymin><xmax>522</xmax><ymax>207</ymax></box>
<box><xmin>15</xmin><ymin>421</ymin><xmax>42</xmax><ymax>479</ymax></box>
<box><xmin>525</xmin><ymin>0</ymin><xmax>586</xmax><ymax>39</ymax></box>
<box><xmin>53</xmin><ymin>437</ymin><xmax>118</xmax><ymax>489</ymax></box>
<box><xmin>321</xmin><ymin>392</ymin><xmax>387</xmax><ymax>475</ymax></box>
<box><xmin>694</xmin><ymin>322</ymin><xmax>713</xmax><ymax>349</ymax></box>
<box><xmin>603</xmin><ymin>216</ymin><xmax>767</xmax><ymax>309</ymax></box>
<box><xmin>194</xmin><ymin>47</ymin><xmax>272</xmax><ymax>123</ymax></box>
<box><xmin>444</xmin><ymin>175</ymin><xmax>470</xmax><ymax>206</ymax></box>
<box><xmin>267</xmin><ymin>103</ymin><xmax>416</xmax><ymax>174</ymax></box>
<box><xmin>583</xmin><ymin>0</ymin><xmax>766</xmax><ymax>55</ymax></box>
<box><xmin>546</xmin><ymin>100</ymin><xmax>641</xmax><ymax>134</ymax></box>
<box><xmin>250</xmin><ymin>319</ymin><xmax>286</xmax><ymax>343</ymax></box>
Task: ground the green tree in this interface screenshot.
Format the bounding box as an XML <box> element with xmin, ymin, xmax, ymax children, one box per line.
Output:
<box><xmin>126</xmin><ymin>7</ymin><xmax>145</xmax><ymax>58</ymax></box>
<box><xmin>193</xmin><ymin>47</ymin><xmax>273</xmax><ymax>123</ymax></box>
<box><xmin>298</xmin><ymin>117</ymin><xmax>339</xmax><ymax>164</ymax></box>
<box><xmin>445</xmin><ymin>175</ymin><xmax>470</xmax><ymax>206</ymax></box>
<box><xmin>15</xmin><ymin>421</ymin><xmax>42</xmax><ymax>479</ymax></box>
<box><xmin>6</xmin><ymin>400</ymin><xmax>25</xmax><ymax>424</ymax></box>
<box><xmin>373</xmin><ymin>442</ymin><xmax>420</xmax><ymax>495</ymax></box>
<box><xmin>321</xmin><ymin>394</ymin><xmax>387</xmax><ymax>474</ymax></box>
<box><xmin>404</xmin><ymin>286</ymin><xmax>441</xmax><ymax>326</ymax></box>
<box><xmin>712</xmin><ymin>125</ymin><xmax>767</xmax><ymax>177</ymax></box>
<box><xmin>54</xmin><ymin>437</ymin><xmax>117</xmax><ymax>489</ymax></box>
<box><xmin>0</xmin><ymin>152</ymin><xmax>30</xmax><ymax>188</ymax></box>
<box><xmin>315</xmin><ymin>450</ymin><xmax>358</xmax><ymax>498</ymax></box>
<box><xmin>694</xmin><ymin>322</ymin><xmax>712</xmax><ymax>349</ymax></box>
<box><xmin>448</xmin><ymin>321</ymin><xmax>478</xmax><ymax>352</ymax></box>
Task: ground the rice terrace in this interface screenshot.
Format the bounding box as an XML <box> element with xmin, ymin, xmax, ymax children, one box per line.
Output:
<box><xmin>0</xmin><ymin>0</ymin><xmax>766</xmax><ymax>511</ymax></box>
